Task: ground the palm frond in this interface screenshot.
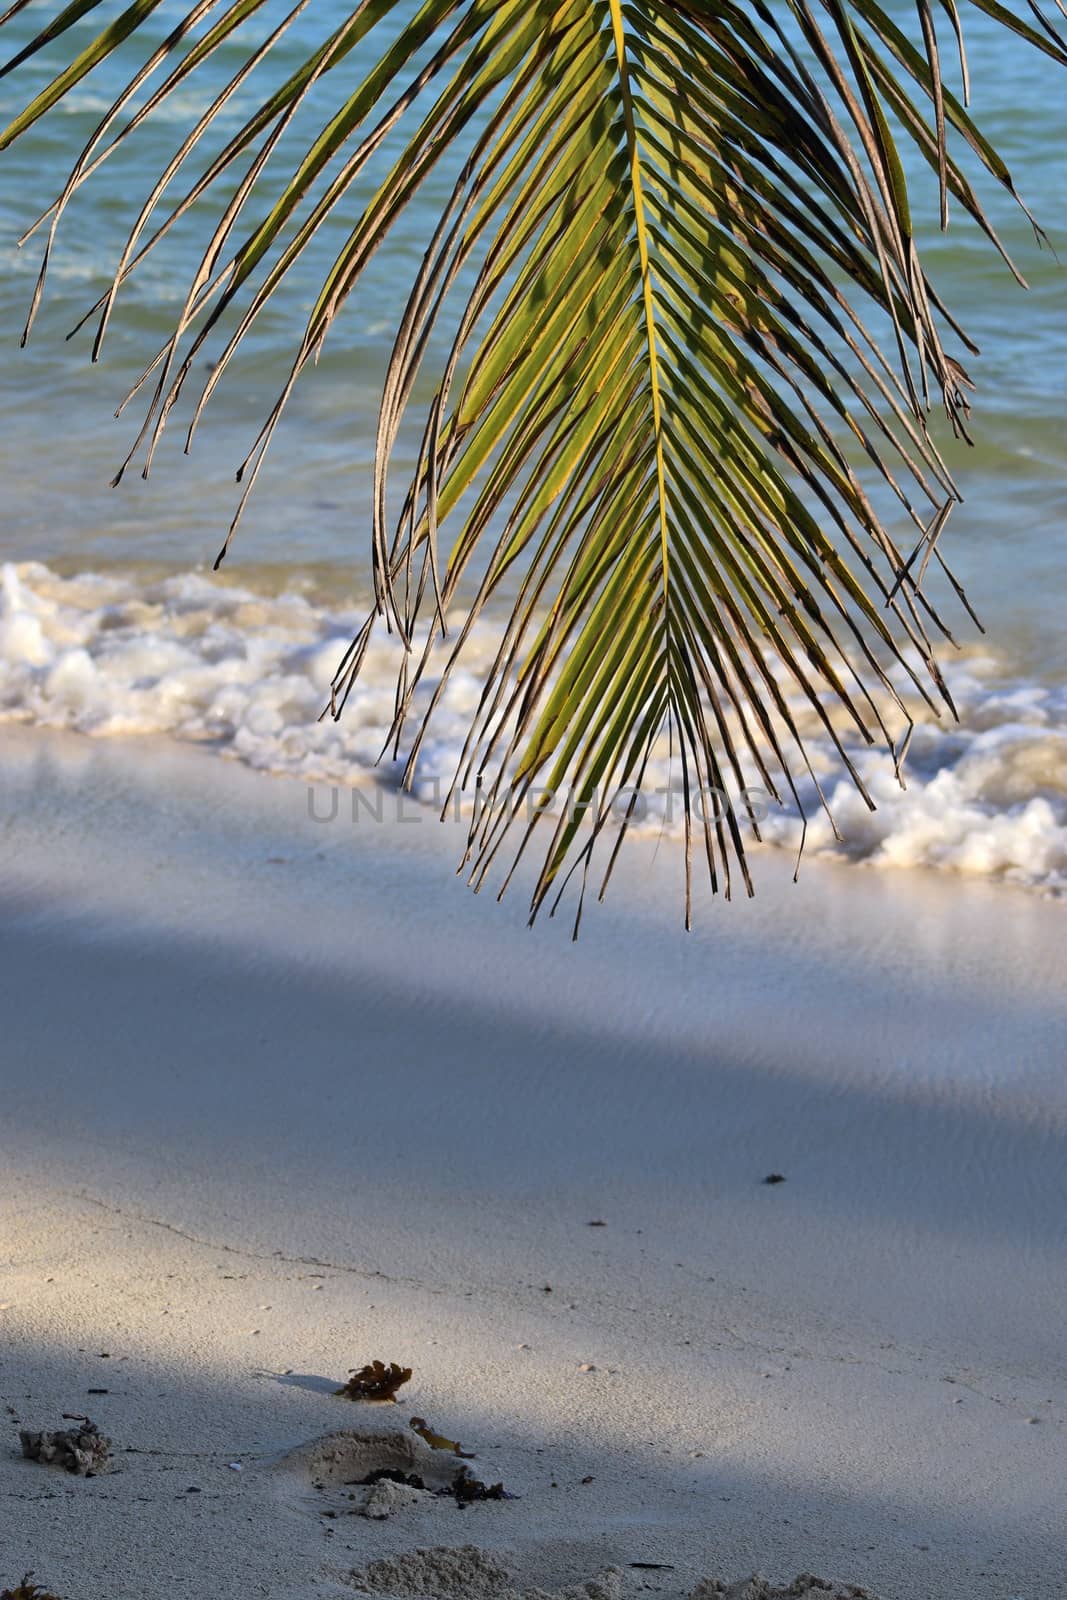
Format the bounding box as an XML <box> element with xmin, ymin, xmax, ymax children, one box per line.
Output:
<box><xmin>2</xmin><ymin>0</ymin><xmax>1063</xmax><ymax>926</ymax></box>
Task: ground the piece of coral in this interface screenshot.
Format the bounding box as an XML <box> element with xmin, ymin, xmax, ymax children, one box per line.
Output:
<box><xmin>19</xmin><ymin>1418</ymin><xmax>110</xmax><ymax>1476</ymax></box>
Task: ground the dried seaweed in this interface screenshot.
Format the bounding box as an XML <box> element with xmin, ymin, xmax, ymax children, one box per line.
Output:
<box><xmin>356</xmin><ymin>1468</ymin><xmax>428</xmax><ymax>1490</ymax></box>
<box><xmin>335</xmin><ymin>1362</ymin><xmax>412</xmax><ymax>1403</ymax></box>
<box><xmin>351</xmin><ymin>1463</ymin><xmax>512</xmax><ymax>1504</ymax></box>
<box><xmin>448</xmin><ymin>1466</ymin><xmax>513</xmax><ymax>1504</ymax></box>
<box><xmin>19</xmin><ymin>1417</ymin><xmax>110</xmax><ymax>1476</ymax></box>
<box><xmin>409</xmin><ymin>1417</ymin><xmax>476</xmax><ymax>1458</ymax></box>
<box><xmin>2</xmin><ymin>1575</ymin><xmax>60</xmax><ymax>1600</ymax></box>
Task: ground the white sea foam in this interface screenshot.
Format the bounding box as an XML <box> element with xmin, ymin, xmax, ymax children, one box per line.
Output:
<box><xmin>1</xmin><ymin>560</ymin><xmax>1065</xmax><ymax>895</ymax></box>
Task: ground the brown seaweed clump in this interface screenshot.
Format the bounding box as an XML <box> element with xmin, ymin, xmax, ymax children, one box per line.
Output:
<box><xmin>448</xmin><ymin>1465</ymin><xmax>511</xmax><ymax>1503</ymax></box>
<box><xmin>19</xmin><ymin>1416</ymin><xmax>110</xmax><ymax>1476</ymax></box>
<box><xmin>2</xmin><ymin>1574</ymin><xmax>61</xmax><ymax>1599</ymax></box>
<box><xmin>336</xmin><ymin>1362</ymin><xmax>413</xmax><ymax>1403</ymax></box>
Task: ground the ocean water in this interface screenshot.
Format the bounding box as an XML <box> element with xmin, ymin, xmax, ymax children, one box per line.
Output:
<box><xmin>0</xmin><ymin>1</ymin><xmax>1064</xmax><ymax>894</ymax></box>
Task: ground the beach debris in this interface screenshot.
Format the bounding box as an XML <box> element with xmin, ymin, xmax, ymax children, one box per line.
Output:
<box><xmin>358</xmin><ymin>1467</ymin><xmax>428</xmax><ymax>1490</ymax></box>
<box><xmin>762</xmin><ymin>1173</ymin><xmax>786</xmax><ymax>1185</ymax></box>
<box><xmin>449</xmin><ymin>1465</ymin><xmax>512</xmax><ymax>1504</ymax></box>
<box><xmin>630</xmin><ymin>1563</ymin><xmax>674</xmax><ymax>1571</ymax></box>
<box><xmin>336</xmin><ymin>1361</ymin><xmax>413</xmax><ymax>1402</ymax></box>
<box><xmin>587</xmin><ymin>1219</ymin><xmax>607</xmax><ymax>1227</ymax></box>
<box><xmin>19</xmin><ymin>1417</ymin><xmax>110</xmax><ymax>1476</ymax></box>
<box><xmin>277</xmin><ymin>1425</ymin><xmax>456</xmax><ymax>1497</ymax></box>
<box><xmin>410</xmin><ymin>1417</ymin><xmax>476</xmax><ymax>1457</ymax></box>
<box><xmin>2</xmin><ymin>1578</ymin><xmax>61</xmax><ymax>1600</ymax></box>
<box><xmin>352</xmin><ymin>1463</ymin><xmax>513</xmax><ymax>1512</ymax></box>
<box><xmin>277</xmin><ymin>1428</ymin><xmax>515</xmax><ymax>1518</ymax></box>
<box><xmin>578</xmin><ymin>1363</ymin><xmax>596</xmax><ymax>1372</ymax></box>
<box><xmin>1</xmin><ymin>1578</ymin><xmax>61</xmax><ymax>1600</ymax></box>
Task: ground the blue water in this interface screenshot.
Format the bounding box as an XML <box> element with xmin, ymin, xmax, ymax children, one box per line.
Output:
<box><xmin>0</xmin><ymin>1</ymin><xmax>1064</xmax><ymax>651</ymax></box>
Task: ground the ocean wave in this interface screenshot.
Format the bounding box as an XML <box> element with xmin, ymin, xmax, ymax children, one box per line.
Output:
<box><xmin>1</xmin><ymin>560</ymin><xmax>1065</xmax><ymax>896</ymax></box>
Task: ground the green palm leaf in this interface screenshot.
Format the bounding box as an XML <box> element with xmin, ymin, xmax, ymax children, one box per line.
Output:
<box><xmin>1</xmin><ymin>0</ymin><xmax>1063</xmax><ymax>927</ymax></box>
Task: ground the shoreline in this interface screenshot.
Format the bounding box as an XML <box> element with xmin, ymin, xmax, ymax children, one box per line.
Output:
<box><xmin>2</xmin><ymin>559</ymin><xmax>1066</xmax><ymax>900</ymax></box>
<box><xmin>1</xmin><ymin>725</ymin><xmax>1065</xmax><ymax>1599</ymax></box>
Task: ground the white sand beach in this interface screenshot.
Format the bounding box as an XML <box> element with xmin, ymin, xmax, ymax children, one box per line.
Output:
<box><xmin>1</xmin><ymin>725</ymin><xmax>1064</xmax><ymax>1599</ymax></box>
<box><xmin>2</xmin><ymin>0</ymin><xmax>1066</xmax><ymax>1589</ymax></box>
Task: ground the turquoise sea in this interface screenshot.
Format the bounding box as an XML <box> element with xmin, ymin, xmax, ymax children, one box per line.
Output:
<box><xmin>0</xmin><ymin>1</ymin><xmax>1064</xmax><ymax>891</ymax></box>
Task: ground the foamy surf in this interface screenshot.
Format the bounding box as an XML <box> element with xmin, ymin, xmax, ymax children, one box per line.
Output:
<box><xmin>1</xmin><ymin>560</ymin><xmax>1064</xmax><ymax>896</ymax></box>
